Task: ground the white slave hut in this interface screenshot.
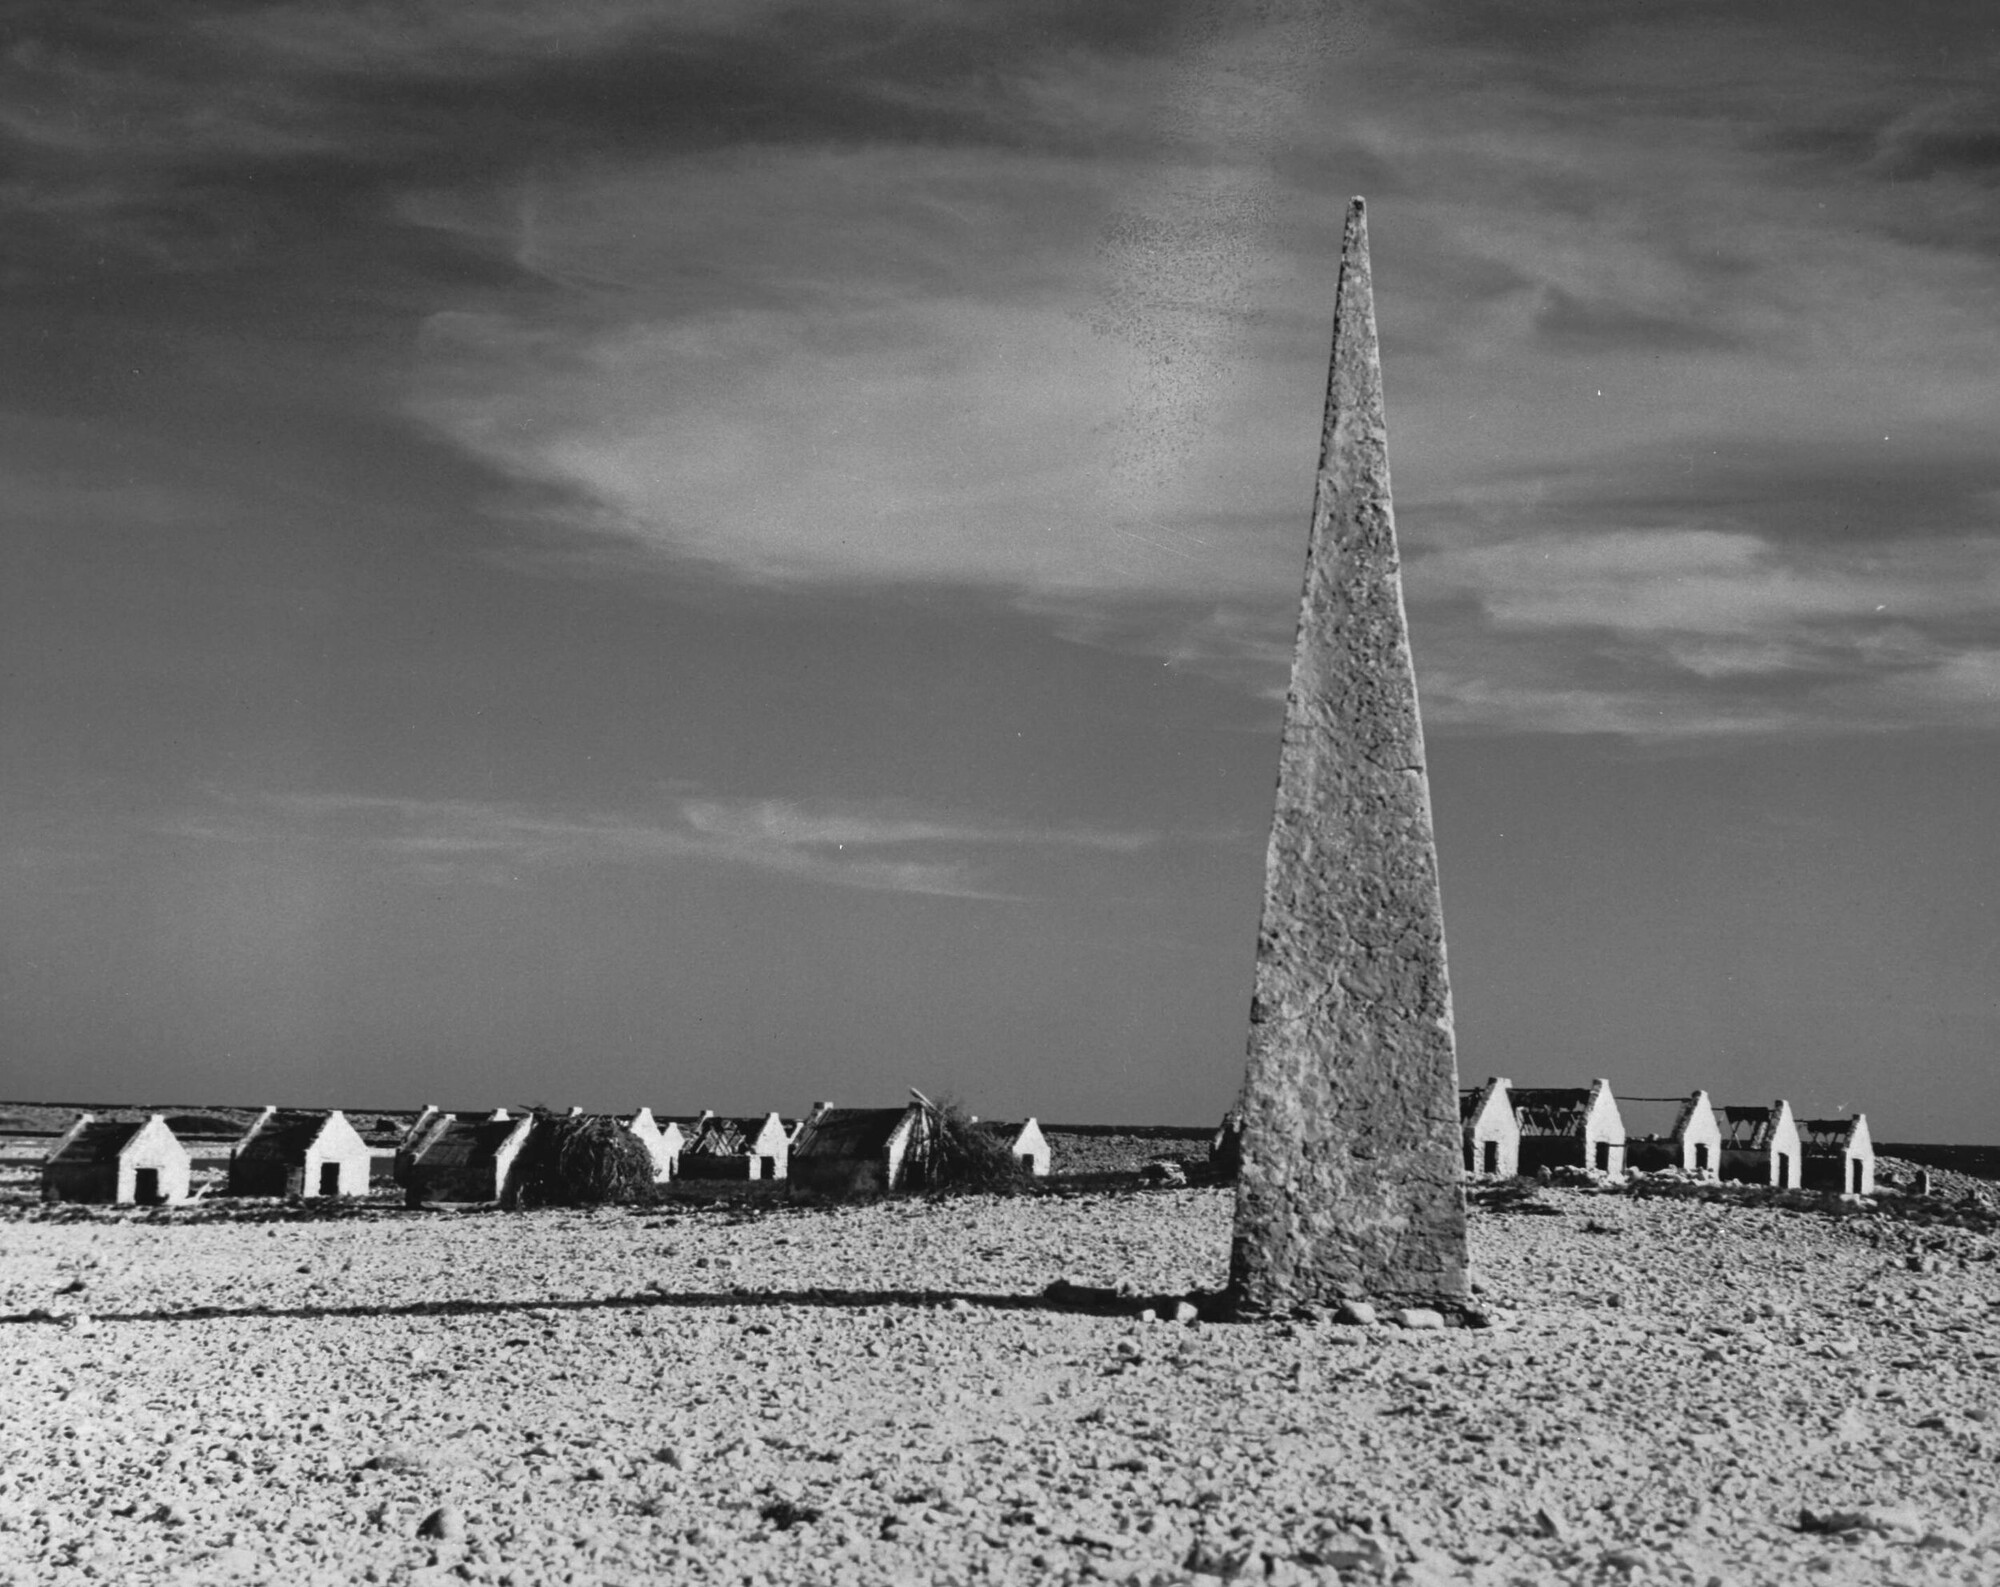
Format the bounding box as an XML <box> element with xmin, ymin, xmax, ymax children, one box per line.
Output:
<box><xmin>1511</xmin><ymin>1080</ymin><xmax>1626</xmax><ymax>1176</ymax></box>
<box><xmin>1799</xmin><ymin>1114</ymin><xmax>1874</xmax><ymax>1196</ymax></box>
<box><xmin>680</xmin><ymin>1112</ymin><xmax>790</xmax><ymax>1181</ymax></box>
<box><xmin>789</xmin><ymin>1103</ymin><xmax>932</xmax><ymax>1196</ymax></box>
<box><xmin>627</xmin><ymin>1108</ymin><xmax>688</xmax><ymax>1182</ymax></box>
<box><xmin>228</xmin><ymin>1107</ymin><xmax>372</xmax><ymax>1198</ymax></box>
<box><xmin>1716</xmin><ymin>1100</ymin><xmax>1803</xmax><ymax>1189</ymax></box>
<box><xmin>401</xmin><ymin>1109</ymin><xmax>536</xmax><ymax>1206</ymax></box>
<box><xmin>43</xmin><ymin>1113</ymin><xmax>192</xmax><ymax>1205</ymax></box>
<box><xmin>1622</xmin><ymin>1090</ymin><xmax>1723</xmax><ymax>1179</ymax></box>
<box><xmin>1459</xmin><ymin>1077</ymin><xmax>1519</xmax><ymax>1179</ymax></box>
<box><xmin>979</xmin><ymin>1118</ymin><xmax>1051</xmax><ymax>1177</ymax></box>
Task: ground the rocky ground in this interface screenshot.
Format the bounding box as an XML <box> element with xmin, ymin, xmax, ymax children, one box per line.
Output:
<box><xmin>2</xmin><ymin>1174</ymin><xmax>1998</xmax><ymax>1587</ymax></box>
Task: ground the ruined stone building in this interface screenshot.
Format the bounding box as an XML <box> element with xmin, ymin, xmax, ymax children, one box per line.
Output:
<box><xmin>1510</xmin><ymin>1081</ymin><xmax>1626</xmax><ymax>1176</ymax></box>
<box><xmin>1716</xmin><ymin>1100</ymin><xmax>1802</xmax><ymax>1189</ymax></box>
<box><xmin>228</xmin><ymin>1107</ymin><xmax>372</xmax><ymax>1198</ymax></box>
<box><xmin>1799</xmin><ymin>1113</ymin><xmax>1874</xmax><ymax>1195</ymax></box>
<box><xmin>43</xmin><ymin>1114</ymin><xmax>192</xmax><ymax>1205</ymax></box>
<box><xmin>788</xmin><ymin>1103</ymin><xmax>932</xmax><ymax>1196</ymax></box>
<box><xmin>680</xmin><ymin>1111</ymin><xmax>790</xmax><ymax>1181</ymax></box>
<box><xmin>399</xmin><ymin>1109</ymin><xmax>535</xmax><ymax>1206</ymax></box>
<box><xmin>1459</xmin><ymin>1077</ymin><xmax>1519</xmax><ymax>1178</ymax></box>
<box><xmin>1622</xmin><ymin>1091</ymin><xmax>1723</xmax><ymax>1179</ymax></box>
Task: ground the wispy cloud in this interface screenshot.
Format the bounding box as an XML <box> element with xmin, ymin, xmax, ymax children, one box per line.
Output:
<box><xmin>164</xmin><ymin>789</ymin><xmax>1162</xmax><ymax>899</ymax></box>
<box><xmin>1407</xmin><ymin>529</ymin><xmax>2000</xmax><ymax>736</ymax></box>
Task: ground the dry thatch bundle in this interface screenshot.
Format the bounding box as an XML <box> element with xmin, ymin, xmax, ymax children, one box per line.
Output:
<box><xmin>907</xmin><ymin>1094</ymin><xmax>1027</xmax><ymax>1193</ymax></box>
<box><xmin>513</xmin><ymin>1112</ymin><xmax>658</xmax><ymax>1208</ymax></box>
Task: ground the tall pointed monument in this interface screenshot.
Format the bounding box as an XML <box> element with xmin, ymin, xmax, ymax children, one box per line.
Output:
<box><xmin>1228</xmin><ymin>198</ymin><xmax>1469</xmax><ymax>1315</ymax></box>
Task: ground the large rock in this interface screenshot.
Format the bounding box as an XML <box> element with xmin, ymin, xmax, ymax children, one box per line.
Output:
<box><xmin>1229</xmin><ymin>197</ymin><xmax>1469</xmax><ymax>1316</ymax></box>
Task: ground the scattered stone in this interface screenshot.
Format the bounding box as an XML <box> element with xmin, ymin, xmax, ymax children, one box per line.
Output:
<box><xmin>1173</xmin><ymin>1299</ymin><xmax>1201</xmax><ymax>1324</ymax></box>
<box><xmin>417</xmin><ymin>1505</ymin><xmax>467</xmax><ymax>1541</ymax></box>
<box><xmin>1392</xmin><ymin>1307</ymin><xmax>1445</xmax><ymax>1330</ymax></box>
<box><xmin>1139</xmin><ymin>1161</ymin><xmax>1188</xmax><ymax>1188</ymax></box>
<box><xmin>1334</xmin><ymin>1300</ymin><xmax>1377</xmax><ymax>1327</ymax></box>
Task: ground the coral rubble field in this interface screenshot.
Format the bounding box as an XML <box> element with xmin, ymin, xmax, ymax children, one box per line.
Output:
<box><xmin>3</xmin><ymin>1180</ymin><xmax>1998</xmax><ymax>1587</ymax></box>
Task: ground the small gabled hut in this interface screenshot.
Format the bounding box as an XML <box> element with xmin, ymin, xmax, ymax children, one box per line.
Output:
<box><xmin>1622</xmin><ymin>1090</ymin><xmax>1723</xmax><ymax>1179</ymax></box>
<box><xmin>1800</xmin><ymin>1113</ymin><xmax>1874</xmax><ymax>1196</ymax></box>
<box><xmin>978</xmin><ymin>1118</ymin><xmax>1051</xmax><ymax>1177</ymax></box>
<box><xmin>1716</xmin><ymin>1100</ymin><xmax>1802</xmax><ymax>1189</ymax></box>
<box><xmin>1460</xmin><ymin>1077</ymin><xmax>1519</xmax><ymax>1178</ymax></box>
<box><xmin>402</xmin><ymin>1109</ymin><xmax>536</xmax><ymax>1206</ymax></box>
<box><xmin>789</xmin><ymin>1103</ymin><xmax>931</xmax><ymax>1196</ymax></box>
<box><xmin>43</xmin><ymin>1114</ymin><xmax>192</xmax><ymax>1205</ymax></box>
<box><xmin>228</xmin><ymin>1107</ymin><xmax>372</xmax><ymax>1198</ymax></box>
<box><xmin>1512</xmin><ymin>1080</ymin><xmax>1626</xmax><ymax>1176</ymax></box>
<box><xmin>680</xmin><ymin>1111</ymin><xmax>790</xmax><ymax>1180</ymax></box>
<box><xmin>626</xmin><ymin>1108</ymin><xmax>688</xmax><ymax>1182</ymax></box>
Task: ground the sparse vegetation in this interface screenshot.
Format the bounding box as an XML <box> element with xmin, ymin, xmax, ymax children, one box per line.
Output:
<box><xmin>906</xmin><ymin>1097</ymin><xmax>1027</xmax><ymax>1193</ymax></box>
<box><xmin>513</xmin><ymin>1112</ymin><xmax>658</xmax><ymax>1208</ymax></box>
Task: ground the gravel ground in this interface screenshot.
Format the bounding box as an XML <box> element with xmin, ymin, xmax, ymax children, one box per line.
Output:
<box><xmin>3</xmin><ymin>1181</ymin><xmax>1998</xmax><ymax>1587</ymax></box>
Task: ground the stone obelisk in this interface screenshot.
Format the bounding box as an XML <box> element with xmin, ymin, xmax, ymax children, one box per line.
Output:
<box><xmin>1228</xmin><ymin>198</ymin><xmax>1469</xmax><ymax>1316</ymax></box>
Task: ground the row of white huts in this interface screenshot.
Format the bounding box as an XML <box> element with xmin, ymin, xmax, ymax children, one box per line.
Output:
<box><xmin>1460</xmin><ymin>1078</ymin><xmax>1875</xmax><ymax>1194</ymax></box>
<box><xmin>38</xmin><ymin>1102</ymin><xmax>1052</xmax><ymax>1207</ymax></box>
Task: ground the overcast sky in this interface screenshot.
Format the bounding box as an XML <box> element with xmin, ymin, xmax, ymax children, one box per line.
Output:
<box><xmin>4</xmin><ymin>1</ymin><xmax>1998</xmax><ymax>1140</ymax></box>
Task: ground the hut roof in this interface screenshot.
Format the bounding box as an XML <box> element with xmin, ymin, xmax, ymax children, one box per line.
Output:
<box><xmin>235</xmin><ymin>1110</ymin><xmax>336</xmax><ymax>1163</ymax></box>
<box><xmin>791</xmin><ymin>1106</ymin><xmax>911</xmax><ymax>1159</ymax></box>
<box><xmin>1717</xmin><ymin>1105</ymin><xmax>1783</xmax><ymax>1148</ymax></box>
<box><xmin>1798</xmin><ymin>1116</ymin><xmax>1863</xmax><ymax>1152</ymax></box>
<box><xmin>1509</xmin><ymin>1088</ymin><xmax>1593</xmax><ymax>1137</ymax></box>
<box><xmin>689</xmin><ymin>1116</ymin><xmax>770</xmax><ymax>1155</ymax></box>
<box><xmin>51</xmin><ymin>1119</ymin><xmax>145</xmax><ymax>1164</ymax></box>
<box><xmin>413</xmin><ymin>1114</ymin><xmax>521</xmax><ymax>1169</ymax></box>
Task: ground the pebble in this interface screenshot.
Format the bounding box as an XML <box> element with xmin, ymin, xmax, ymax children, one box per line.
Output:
<box><xmin>1334</xmin><ymin>1300</ymin><xmax>1377</xmax><ymax>1326</ymax></box>
<box><xmin>417</xmin><ymin>1505</ymin><xmax>467</xmax><ymax>1541</ymax></box>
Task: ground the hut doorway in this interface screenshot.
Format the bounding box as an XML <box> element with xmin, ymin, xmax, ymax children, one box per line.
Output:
<box><xmin>134</xmin><ymin>1167</ymin><xmax>161</xmax><ymax>1205</ymax></box>
<box><xmin>1594</xmin><ymin>1141</ymin><xmax>1612</xmax><ymax>1172</ymax></box>
<box><xmin>1482</xmin><ymin>1141</ymin><xmax>1499</xmax><ymax>1175</ymax></box>
<box><xmin>1851</xmin><ymin>1159</ymin><xmax>1864</xmax><ymax>1194</ymax></box>
<box><xmin>319</xmin><ymin>1161</ymin><xmax>342</xmax><ymax>1197</ymax></box>
<box><xmin>1777</xmin><ymin>1153</ymin><xmax>1791</xmax><ymax>1189</ymax></box>
<box><xmin>1694</xmin><ymin>1143</ymin><xmax>1710</xmax><ymax>1174</ymax></box>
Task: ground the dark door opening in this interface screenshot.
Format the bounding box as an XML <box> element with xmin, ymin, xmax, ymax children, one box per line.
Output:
<box><xmin>758</xmin><ymin>1156</ymin><xmax>776</xmax><ymax>1179</ymax></box>
<box><xmin>319</xmin><ymin>1161</ymin><xmax>342</xmax><ymax>1197</ymax></box>
<box><xmin>1019</xmin><ymin>1153</ymin><xmax>1035</xmax><ymax>1172</ymax></box>
<box><xmin>1594</xmin><ymin>1141</ymin><xmax>1611</xmax><ymax>1172</ymax></box>
<box><xmin>1777</xmin><ymin>1153</ymin><xmax>1791</xmax><ymax>1189</ymax></box>
<box><xmin>133</xmin><ymin>1167</ymin><xmax>161</xmax><ymax>1205</ymax></box>
<box><xmin>1482</xmin><ymin>1141</ymin><xmax>1500</xmax><ymax>1175</ymax></box>
<box><xmin>1851</xmin><ymin>1159</ymin><xmax>1864</xmax><ymax>1194</ymax></box>
<box><xmin>1694</xmin><ymin>1143</ymin><xmax>1710</xmax><ymax>1174</ymax></box>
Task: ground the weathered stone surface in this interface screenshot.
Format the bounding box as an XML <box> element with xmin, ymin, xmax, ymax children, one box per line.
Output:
<box><xmin>1228</xmin><ymin>197</ymin><xmax>1469</xmax><ymax>1314</ymax></box>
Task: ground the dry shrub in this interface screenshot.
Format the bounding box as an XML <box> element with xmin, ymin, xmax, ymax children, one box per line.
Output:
<box><xmin>908</xmin><ymin>1098</ymin><xmax>1027</xmax><ymax>1194</ymax></box>
<box><xmin>515</xmin><ymin>1112</ymin><xmax>658</xmax><ymax>1208</ymax></box>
